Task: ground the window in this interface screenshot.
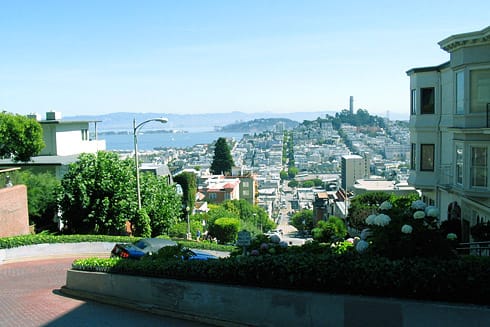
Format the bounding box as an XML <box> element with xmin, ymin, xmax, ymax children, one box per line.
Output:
<box><xmin>242</xmin><ymin>181</ymin><xmax>249</xmax><ymax>188</ymax></box>
<box><xmin>243</xmin><ymin>190</ymin><xmax>250</xmax><ymax>196</ymax></box>
<box><xmin>410</xmin><ymin>89</ymin><xmax>416</xmax><ymax>115</ymax></box>
<box><xmin>421</xmin><ymin>87</ymin><xmax>435</xmax><ymax>114</ymax></box>
<box><xmin>208</xmin><ymin>193</ymin><xmax>217</xmax><ymax>200</ymax></box>
<box><xmin>410</xmin><ymin>143</ymin><xmax>416</xmax><ymax>170</ymax></box>
<box><xmin>456</xmin><ymin>145</ymin><xmax>463</xmax><ymax>185</ymax></box>
<box><xmin>470</xmin><ymin>69</ymin><xmax>490</xmax><ymax>113</ymax></box>
<box><xmin>471</xmin><ymin>147</ymin><xmax>487</xmax><ymax>187</ymax></box>
<box><xmin>420</xmin><ymin>144</ymin><xmax>434</xmax><ymax>171</ymax></box>
<box><xmin>81</xmin><ymin>129</ymin><xmax>88</xmax><ymax>141</ymax></box>
<box><xmin>456</xmin><ymin>71</ymin><xmax>465</xmax><ymax>114</ymax></box>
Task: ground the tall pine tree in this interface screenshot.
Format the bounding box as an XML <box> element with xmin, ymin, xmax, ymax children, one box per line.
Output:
<box><xmin>210</xmin><ymin>137</ymin><xmax>234</xmax><ymax>175</ymax></box>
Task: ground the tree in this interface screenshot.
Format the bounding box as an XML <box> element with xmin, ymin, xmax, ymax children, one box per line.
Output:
<box><xmin>221</xmin><ymin>199</ymin><xmax>273</xmax><ymax>233</ymax></box>
<box><xmin>139</xmin><ymin>172</ymin><xmax>182</xmax><ymax>237</ymax></box>
<box><xmin>10</xmin><ymin>170</ymin><xmax>60</xmax><ymax>232</ymax></box>
<box><xmin>0</xmin><ymin>112</ymin><xmax>44</xmax><ymax>162</ymax></box>
<box><xmin>58</xmin><ymin>152</ymin><xmax>136</xmax><ymax>235</ymax></box>
<box><xmin>174</xmin><ymin>171</ymin><xmax>197</xmax><ymax>214</ymax></box>
<box><xmin>57</xmin><ymin>151</ymin><xmax>181</xmax><ymax>236</ymax></box>
<box><xmin>312</xmin><ymin>216</ymin><xmax>347</xmax><ymax>243</ymax></box>
<box><xmin>210</xmin><ymin>137</ymin><xmax>234</xmax><ymax>175</ymax></box>
<box><xmin>290</xmin><ymin>209</ymin><xmax>314</xmax><ymax>233</ymax></box>
<box><xmin>288</xmin><ymin>166</ymin><xmax>298</xmax><ymax>179</ymax></box>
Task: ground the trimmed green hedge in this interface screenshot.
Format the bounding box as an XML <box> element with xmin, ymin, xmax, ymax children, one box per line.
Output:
<box><xmin>0</xmin><ymin>233</ymin><xmax>233</xmax><ymax>252</ymax></box>
<box><xmin>72</xmin><ymin>251</ymin><xmax>490</xmax><ymax>305</ymax></box>
<box><xmin>0</xmin><ymin>233</ymin><xmax>136</xmax><ymax>249</ymax></box>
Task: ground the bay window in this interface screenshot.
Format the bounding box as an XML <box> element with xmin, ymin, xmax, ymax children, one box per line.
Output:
<box><xmin>470</xmin><ymin>69</ymin><xmax>490</xmax><ymax>113</ymax></box>
<box><xmin>420</xmin><ymin>144</ymin><xmax>434</xmax><ymax>171</ymax></box>
<box><xmin>471</xmin><ymin>147</ymin><xmax>487</xmax><ymax>187</ymax></box>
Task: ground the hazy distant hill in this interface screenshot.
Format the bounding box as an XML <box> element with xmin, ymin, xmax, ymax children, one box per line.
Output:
<box><xmin>67</xmin><ymin>111</ymin><xmax>338</xmax><ymax>132</ymax></box>
<box><xmin>218</xmin><ymin>118</ymin><xmax>299</xmax><ymax>133</ymax></box>
<box><xmin>67</xmin><ymin>110</ymin><xmax>406</xmax><ymax>132</ymax></box>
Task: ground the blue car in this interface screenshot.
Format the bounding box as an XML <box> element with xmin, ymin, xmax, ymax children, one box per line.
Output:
<box><xmin>111</xmin><ymin>238</ymin><xmax>217</xmax><ymax>260</ymax></box>
<box><xmin>111</xmin><ymin>238</ymin><xmax>177</xmax><ymax>259</ymax></box>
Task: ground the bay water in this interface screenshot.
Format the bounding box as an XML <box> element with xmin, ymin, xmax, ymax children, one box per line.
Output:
<box><xmin>103</xmin><ymin>131</ymin><xmax>245</xmax><ymax>151</ymax></box>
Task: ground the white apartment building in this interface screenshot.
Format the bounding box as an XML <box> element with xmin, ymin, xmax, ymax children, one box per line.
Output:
<box><xmin>0</xmin><ymin>111</ymin><xmax>106</xmax><ymax>178</ymax></box>
<box><xmin>341</xmin><ymin>154</ymin><xmax>369</xmax><ymax>191</ymax></box>
<box><xmin>407</xmin><ymin>26</ymin><xmax>490</xmax><ymax>241</ymax></box>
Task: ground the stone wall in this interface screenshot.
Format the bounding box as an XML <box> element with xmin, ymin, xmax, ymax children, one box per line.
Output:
<box><xmin>0</xmin><ymin>185</ymin><xmax>29</xmax><ymax>237</ymax></box>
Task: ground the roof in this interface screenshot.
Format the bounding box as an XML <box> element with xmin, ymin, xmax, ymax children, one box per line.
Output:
<box><xmin>39</xmin><ymin>119</ymin><xmax>102</xmax><ymax>125</ymax></box>
<box><xmin>0</xmin><ymin>154</ymin><xmax>80</xmax><ymax>167</ymax></box>
<box><xmin>406</xmin><ymin>61</ymin><xmax>450</xmax><ymax>76</ymax></box>
<box><xmin>438</xmin><ymin>26</ymin><xmax>490</xmax><ymax>53</ymax></box>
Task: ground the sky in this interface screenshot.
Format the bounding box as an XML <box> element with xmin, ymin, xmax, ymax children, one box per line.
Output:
<box><xmin>1</xmin><ymin>1</ymin><xmax>489</xmax><ymax>120</ymax></box>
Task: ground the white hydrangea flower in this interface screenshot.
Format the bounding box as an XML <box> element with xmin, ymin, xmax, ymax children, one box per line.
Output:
<box><xmin>365</xmin><ymin>214</ymin><xmax>377</xmax><ymax>225</ymax></box>
<box><xmin>379</xmin><ymin>201</ymin><xmax>393</xmax><ymax>210</ymax></box>
<box><xmin>355</xmin><ymin>240</ymin><xmax>369</xmax><ymax>253</ymax></box>
<box><xmin>411</xmin><ymin>200</ymin><xmax>427</xmax><ymax>210</ymax></box>
<box><xmin>413</xmin><ymin>210</ymin><xmax>426</xmax><ymax>219</ymax></box>
<box><xmin>374</xmin><ymin>214</ymin><xmax>391</xmax><ymax>226</ymax></box>
<box><xmin>447</xmin><ymin>233</ymin><xmax>458</xmax><ymax>240</ymax></box>
<box><xmin>401</xmin><ymin>224</ymin><xmax>413</xmax><ymax>234</ymax></box>
<box><xmin>426</xmin><ymin>207</ymin><xmax>439</xmax><ymax>218</ymax></box>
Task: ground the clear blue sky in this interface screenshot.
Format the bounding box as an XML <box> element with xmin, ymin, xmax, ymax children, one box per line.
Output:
<box><xmin>1</xmin><ymin>1</ymin><xmax>489</xmax><ymax>120</ymax></box>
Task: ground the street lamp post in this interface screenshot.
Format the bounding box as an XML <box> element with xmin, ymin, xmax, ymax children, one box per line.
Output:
<box><xmin>133</xmin><ymin>117</ymin><xmax>168</xmax><ymax>210</ymax></box>
<box><xmin>185</xmin><ymin>206</ymin><xmax>191</xmax><ymax>240</ymax></box>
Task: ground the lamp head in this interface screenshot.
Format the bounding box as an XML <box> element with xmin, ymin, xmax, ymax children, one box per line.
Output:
<box><xmin>155</xmin><ymin>117</ymin><xmax>168</xmax><ymax>124</ymax></box>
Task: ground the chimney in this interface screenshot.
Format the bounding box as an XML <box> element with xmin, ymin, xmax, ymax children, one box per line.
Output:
<box><xmin>46</xmin><ymin>111</ymin><xmax>62</xmax><ymax>121</ymax></box>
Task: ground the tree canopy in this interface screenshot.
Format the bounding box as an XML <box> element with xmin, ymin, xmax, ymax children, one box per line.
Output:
<box><xmin>174</xmin><ymin>171</ymin><xmax>197</xmax><ymax>214</ymax></box>
<box><xmin>11</xmin><ymin>170</ymin><xmax>60</xmax><ymax>232</ymax></box>
<box><xmin>290</xmin><ymin>209</ymin><xmax>314</xmax><ymax>232</ymax></box>
<box><xmin>0</xmin><ymin>112</ymin><xmax>44</xmax><ymax>162</ymax></box>
<box><xmin>210</xmin><ymin>137</ymin><xmax>234</xmax><ymax>175</ymax></box>
<box><xmin>57</xmin><ymin>151</ymin><xmax>181</xmax><ymax>236</ymax></box>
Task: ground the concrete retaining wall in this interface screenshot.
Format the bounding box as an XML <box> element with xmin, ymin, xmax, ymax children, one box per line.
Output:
<box><xmin>63</xmin><ymin>269</ymin><xmax>490</xmax><ymax>327</ymax></box>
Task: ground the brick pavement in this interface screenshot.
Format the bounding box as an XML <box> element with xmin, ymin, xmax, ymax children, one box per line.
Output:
<box><xmin>0</xmin><ymin>257</ymin><xmax>211</xmax><ymax>327</ymax></box>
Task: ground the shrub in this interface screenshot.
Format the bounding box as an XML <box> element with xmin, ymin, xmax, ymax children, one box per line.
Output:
<box><xmin>360</xmin><ymin>200</ymin><xmax>455</xmax><ymax>259</ymax></box>
<box><xmin>208</xmin><ymin>217</ymin><xmax>240</xmax><ymax>244</ymax></box>
<box><xmin>470</xmin><ymin>222</ymin><xmax>490</xmax><ymax>242</ymax></box>
<box><xmin>133</xmin><ymin>208</ymin><xmax>151</xmax><ymax>237</ymax></box>
<box><xmin>168</xmin><ymin>222</ymin><xmax>189</xmax><ymax>239</ymax></box>
<box><xmin>312</xmin><ymin>216</ymin><xmax>347</xmax><ymax>243</ymax></box>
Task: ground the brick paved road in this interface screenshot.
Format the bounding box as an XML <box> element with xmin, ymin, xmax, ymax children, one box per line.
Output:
<box><xmin>0</xmin><ymin>257</ymin><xmax>211</xmax><ymax>327</ymax></box>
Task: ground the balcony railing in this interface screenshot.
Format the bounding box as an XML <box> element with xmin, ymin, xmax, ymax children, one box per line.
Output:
<box><xmin>457</xmin><ymin>241</ymin><xmax>490</xmax><ymax>256</ymax></box>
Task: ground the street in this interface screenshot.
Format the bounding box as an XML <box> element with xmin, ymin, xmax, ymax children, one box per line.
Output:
<box><xmin>0</xmin><ymin>257</ymin><xmax>212</xmax><ymax>327</ymax></box>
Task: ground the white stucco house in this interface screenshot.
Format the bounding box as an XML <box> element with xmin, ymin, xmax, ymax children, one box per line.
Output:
<box><xmin>0</xmin><ymin>111</ymin><xmax>106</xmax><ymax>178</ymax></box>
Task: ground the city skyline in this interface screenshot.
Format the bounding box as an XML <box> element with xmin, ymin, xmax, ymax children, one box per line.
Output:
<box><xmin>1</xmin><ymin>1</ymin><xmax>489</xmax><ymax>119</ymax></box>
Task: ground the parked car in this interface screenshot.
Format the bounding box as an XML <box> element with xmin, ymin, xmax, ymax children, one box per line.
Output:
<box><xmin>111</xmin><ymin>238</ymin><xmax>177</xmax><ymax>259</ymax></box>
<box><xmin>110</xmin><ymin>238</ymin><xmax>218</xmax><ymax>260</ymax></box>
